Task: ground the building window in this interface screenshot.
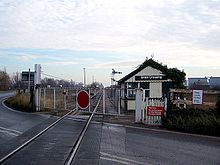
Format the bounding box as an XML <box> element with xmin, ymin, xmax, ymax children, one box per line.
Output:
<box><xmin>127</xmin><ymin>89</ymin><xmax>136</xmax><ymax>98</ymax></box>
<box><xmin>127</xmin><ymin>82</ymin><xmax>138</xmax><ymax>89</ymax></box>
<box><xmin>127</xmin><ymin>82</ymin><xmax>138</xmax><ymax>98</ymax></box>
<box><xmin>140</xmin><ymin>82</ymin><xmax>150</xmax><ymax>98</ymax></box>
<box><xmin>145</xmin><ymin>90</ymin><xmax>150</xmax><ymax>97</ymax></box>
<box><xmin>140</xmin><ymin>82</ymin><xmax>149</xmax><ymax>89</ymax></box>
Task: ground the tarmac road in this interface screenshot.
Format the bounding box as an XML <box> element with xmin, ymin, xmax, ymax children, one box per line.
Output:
<box><xmin>0</xmin><ymin>91</ymin><xmax>220</xmax><ymax>165</ymax></box>
<box><xmin>0</xmin><ymin>91</ymin><xmax>50</xmax><ymax>145</ymax></box>
<box><xmin>73</xmin><ymin>117</ymin><xmax>220</xmax><ymax>165</ymax></box>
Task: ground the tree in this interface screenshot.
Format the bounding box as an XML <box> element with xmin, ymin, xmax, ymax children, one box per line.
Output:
<box><xmin>10</xmin><ymin>72</ymin><xmax>22</xmax><ymax>89</ymax></box>
<box><xmin>216</xmin><ymin>96</ymin><xmax>220</xmax><ymax>114</ymax></box>
<box><xmin>166</xmin><ymin>68</ymin><xmax>186</xmax><ymax>88</ymax></box>
<box><xmin>144</xmin><ymin>59</ymin><xmax>186</xmax><ymax>88</ymax></box>
<box><xmin>0</xmin><ymin>69</ymin><xmax>11</xmax><ymax>90</ymax></box>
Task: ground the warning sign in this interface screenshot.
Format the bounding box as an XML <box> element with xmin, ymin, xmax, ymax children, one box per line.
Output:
<box><xmin>147</xmin><ymin>106</ymin><xmax>164</xmax><ymax>116</ymax></box>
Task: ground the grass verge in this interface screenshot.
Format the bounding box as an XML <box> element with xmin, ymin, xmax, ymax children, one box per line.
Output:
<box><xmin>5</xmin><ymin>93</ymin><xmax>33</xmax><ymax>112</ymax></box>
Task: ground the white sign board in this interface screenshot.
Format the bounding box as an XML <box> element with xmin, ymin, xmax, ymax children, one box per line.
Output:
<box><xmin>192</xmin><ymin>90</ymin><xmax>203</xmax><ymax>105</ymax></box>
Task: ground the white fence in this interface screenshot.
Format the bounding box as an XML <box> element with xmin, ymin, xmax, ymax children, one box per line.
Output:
<box><xmin>136</xmin><ymin>89</ymin><xmax>167</xmax><ymax>126</ymax></box>
<box><xmin>144</xmin><ymin>98</ymin><xmax>166</xmax><ymax>125</ymax></box>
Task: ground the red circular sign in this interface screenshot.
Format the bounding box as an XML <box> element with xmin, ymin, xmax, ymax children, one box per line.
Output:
<box><xmin>77</xmin><ymin>90</ymin><xmax>89</xmax><ymax>109</ymax></box>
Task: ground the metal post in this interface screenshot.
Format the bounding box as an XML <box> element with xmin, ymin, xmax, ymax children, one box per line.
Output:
<box><xmin>76</xmin><ymin>90</ymin><xmax>78</xmax><ymax>111</ymax></box>
<box><xmin>39</xmin><ymin>88</ymin><xmax>41</xmax><ymax>110</ymax></box>
<box><xmin>103</xmin><ymin>89</ymin><xmax>105</xmax><ymax>114</ymax></box>
<box><xmin>89</xmin><ymin>89</ymin><xmax>91</xmax><ymax>112</ymax></box>
<box><xmin>83</xmin><ymin>68</ymin><xmax>86</xmax><ymax>87</ymax></box>
<box><xmin>117</xmin><ymin>89</ymin><xmax>120</xmax><ymax>115</ymax></box>
<box><xmin>66</xmin><ymin>89</ymin><xmax>68</xmax><ymax>110</ymax></box>
<box><xmin>34</xmin><ymin>64</ymin><xmax>41</xmax><ymax>111</ymax></box>
<box><xmin>64</xmin><ymin>93</ymin><xmax>66</xmax><ymax>110</ymax></box>
<box><xmin>53</xmin><ymin>88</ymin><xmax>56</xmax><ymax>110</ymax></box>
<box><xmin>28</xmin><ymin>68</ymin><xmax>30</xmax><ymax>92</ymax></box>
<box><xmin>43</xmin><ymin>88</ymin><xmax>46</xmax><ymax>108</ymax></box>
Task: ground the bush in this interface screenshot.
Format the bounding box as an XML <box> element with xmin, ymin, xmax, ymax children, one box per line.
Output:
<box><xmin>216</xmin><ymin>98</ymin><xmax>220</xmax><ymax>114</ymax></box>
<box><xmin>163</xmin><ymin>108</ymin><xmax>220</xmax><ymax>136</ymax></box>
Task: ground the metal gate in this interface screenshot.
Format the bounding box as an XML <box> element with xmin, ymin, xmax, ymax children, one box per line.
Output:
<box><xmin>103</xmin><ymin>87</ymin><xmax>120</xmax><ymax>115</ymax></box>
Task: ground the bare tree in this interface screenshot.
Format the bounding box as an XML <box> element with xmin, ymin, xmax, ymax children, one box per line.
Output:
<box><xmin>0</xmin><ymin>69</ymin><xmax>11</xmax><ymax>90</ymax></box>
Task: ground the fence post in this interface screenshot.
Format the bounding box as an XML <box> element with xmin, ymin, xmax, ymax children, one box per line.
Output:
<box><xmin>39</xmin><ymin>88</ymin><xmax>41</xmax><ymax>111</ymax></box>
<box><xmin>76</xmin><ymin>90</ymin><xmax>78</xmax><ymax>111</ymax></box>
<box><xmin>103</xmin><ymin>89</ymin><xmax>105</xmax><ymax>114</ymax></box>
<box><xmin>66</xmin><ymin>89</ymin><xmax>68</xmax><ymax>110</ymax></box>
<box><xmin>64</xmin><ymin>90</ymin><xmax>67</xmax><ymax>110</ymax></box>
<box><xmin>145</xmin><ymin>97</ymin><xmax>149</xmax><ymax>124</ymax></box>
<box><xmin>89</xmin><ymin>89</ymin><xmax>91</xmax><ymax>112</ymax></box>
<box><xmin>43</xmin><ymin>88</ymin><xmax>46</xmax><ymax>108</ymax></box>
<box><xmin>53</xmin><ymin>88</ymin><xmax>56</xmax><ymax>110</ymax></box>
<box><xmin>117</xmin><ymin>89</ymin><xmax>120</xmax><ymax>115</ymax></box>
<box><xmin>164</xmin><ymin>97</ymin><xmax>167</xmax><ymax>117</ymax></box>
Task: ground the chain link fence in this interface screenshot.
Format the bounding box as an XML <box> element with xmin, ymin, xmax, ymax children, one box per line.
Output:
<box><xmin>39</xmin><ymin>87</ymin><xmax>121</xmax><ymax>115</ymax></box>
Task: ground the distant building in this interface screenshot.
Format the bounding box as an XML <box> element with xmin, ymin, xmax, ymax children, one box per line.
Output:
<box><xmin>188</xmin><ymin>77</ymin><xmax>209</xmax><ymax>90</ymax></box>
<box><xmin>209</xmin><ymin>77</ymin><xmax>220</xmax><ymax>90</ymax></box>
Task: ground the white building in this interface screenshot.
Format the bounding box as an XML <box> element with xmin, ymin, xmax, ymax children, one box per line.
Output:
<box><xmin>118</xmin><ymin>59</ymin><xmax>174</xmax><ymax>111</ymax></box>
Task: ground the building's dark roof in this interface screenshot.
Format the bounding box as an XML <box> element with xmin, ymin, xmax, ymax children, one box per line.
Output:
<box><xmin>118</xmin><ymin>58</ymin><xmax>167</xmax><ymax>84</ymax></box>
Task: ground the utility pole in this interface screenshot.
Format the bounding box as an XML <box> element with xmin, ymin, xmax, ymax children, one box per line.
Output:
<box><xmin>83</xmin><ymin>68</ymin><xmax>86</xmax><ymax>87</ymax></box>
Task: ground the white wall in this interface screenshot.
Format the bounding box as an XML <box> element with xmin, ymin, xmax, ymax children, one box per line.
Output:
<box><xmin>150</xmin><ymin>83</ymin><xmax>162</xmax><ymax>98</ymax></box>
<box><xmin>126</xmin><ymin>66</ymin><xmax>163</xmax><ymax>82</ymax></box>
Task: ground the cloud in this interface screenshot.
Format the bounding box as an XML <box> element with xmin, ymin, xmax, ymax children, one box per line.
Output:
<box><xmin>91</xmin><ymin>59</ymin><xmax>142</xmax><ymax>69</ymax></box>
<box><xmin>43</xmin><ymin>61</ymin><xmax>78</xmax><ymax>66</ymax></box>
<box><xmin>0</xmin><ymin>0</ymin><xmax>220</xmax><ymax>83</ymax></box>
<box><xmin>1</xmin><ymin>0</ymin><xmax>220</xmax><ymax>53</ymax></box>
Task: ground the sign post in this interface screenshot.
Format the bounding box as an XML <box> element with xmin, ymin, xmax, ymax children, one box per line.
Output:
<box><xmin>77</xmin><ymin>90</ymin><xmax>90</xmax><ymax>110</ymax></box>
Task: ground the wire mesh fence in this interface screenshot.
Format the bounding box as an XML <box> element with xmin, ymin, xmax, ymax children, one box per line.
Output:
<box><xmin>39</xmin><ymin>87</ymin><xmax>121</xmax><ymax>115</ymax></box>
<box><xmin>40</xmin><ymin>88</ymin><xmax>77</xmax><ymax>111</ymax></box>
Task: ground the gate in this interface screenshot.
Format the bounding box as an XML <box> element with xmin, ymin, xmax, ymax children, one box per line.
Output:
<box><xmin>144</xmin><ymin>98</ymin><xmax>166</xmax><ymax>125</ymax></box>
<box><xmin>135</xmin><ymin>89</ymin><xmax>167</xmax><ymax>126</ymax></box>
<box><xmin>103</xmin><ymin>87</ymin><xmax>120</xmax><ymax>115</ymax></box>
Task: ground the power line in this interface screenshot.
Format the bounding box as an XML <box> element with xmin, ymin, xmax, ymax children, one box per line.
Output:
<box><xmin>41</xmin><ymin>72</ymin><xmax>69</xmax><ymax>81</ymax></box>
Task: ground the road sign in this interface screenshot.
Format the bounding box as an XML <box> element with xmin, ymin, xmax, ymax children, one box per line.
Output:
<box><xmin>192</xmin><ymin>90</ymin><xmax>203</xmax><ymax>105</ymax></box>
<box><xmin>22</xmin><ymin>71</ymin><xmax>34</xmax><ymax>81</ymax></box>
<box><xmin>77</xmin><ymin>90</ymin><xmax>90</xmax><ymax>109</ymax></box>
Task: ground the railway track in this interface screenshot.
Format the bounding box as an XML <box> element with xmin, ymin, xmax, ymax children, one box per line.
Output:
<box><xmin>0</xmin><ymin>92</ymin><xmax>103</xmax><ymax>165</ymax></box>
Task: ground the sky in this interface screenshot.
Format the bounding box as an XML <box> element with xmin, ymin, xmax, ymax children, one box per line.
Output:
<box><xmin>0</xmin><ymin>0</ymin><xmax>220</xmax><ymax>86</ymax></box>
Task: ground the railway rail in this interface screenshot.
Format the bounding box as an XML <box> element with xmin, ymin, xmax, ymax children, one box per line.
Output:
<box><xmin>0</xmin><ymin>92</ymin><xmax>103</xmax><ymax>165</ymax></box>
